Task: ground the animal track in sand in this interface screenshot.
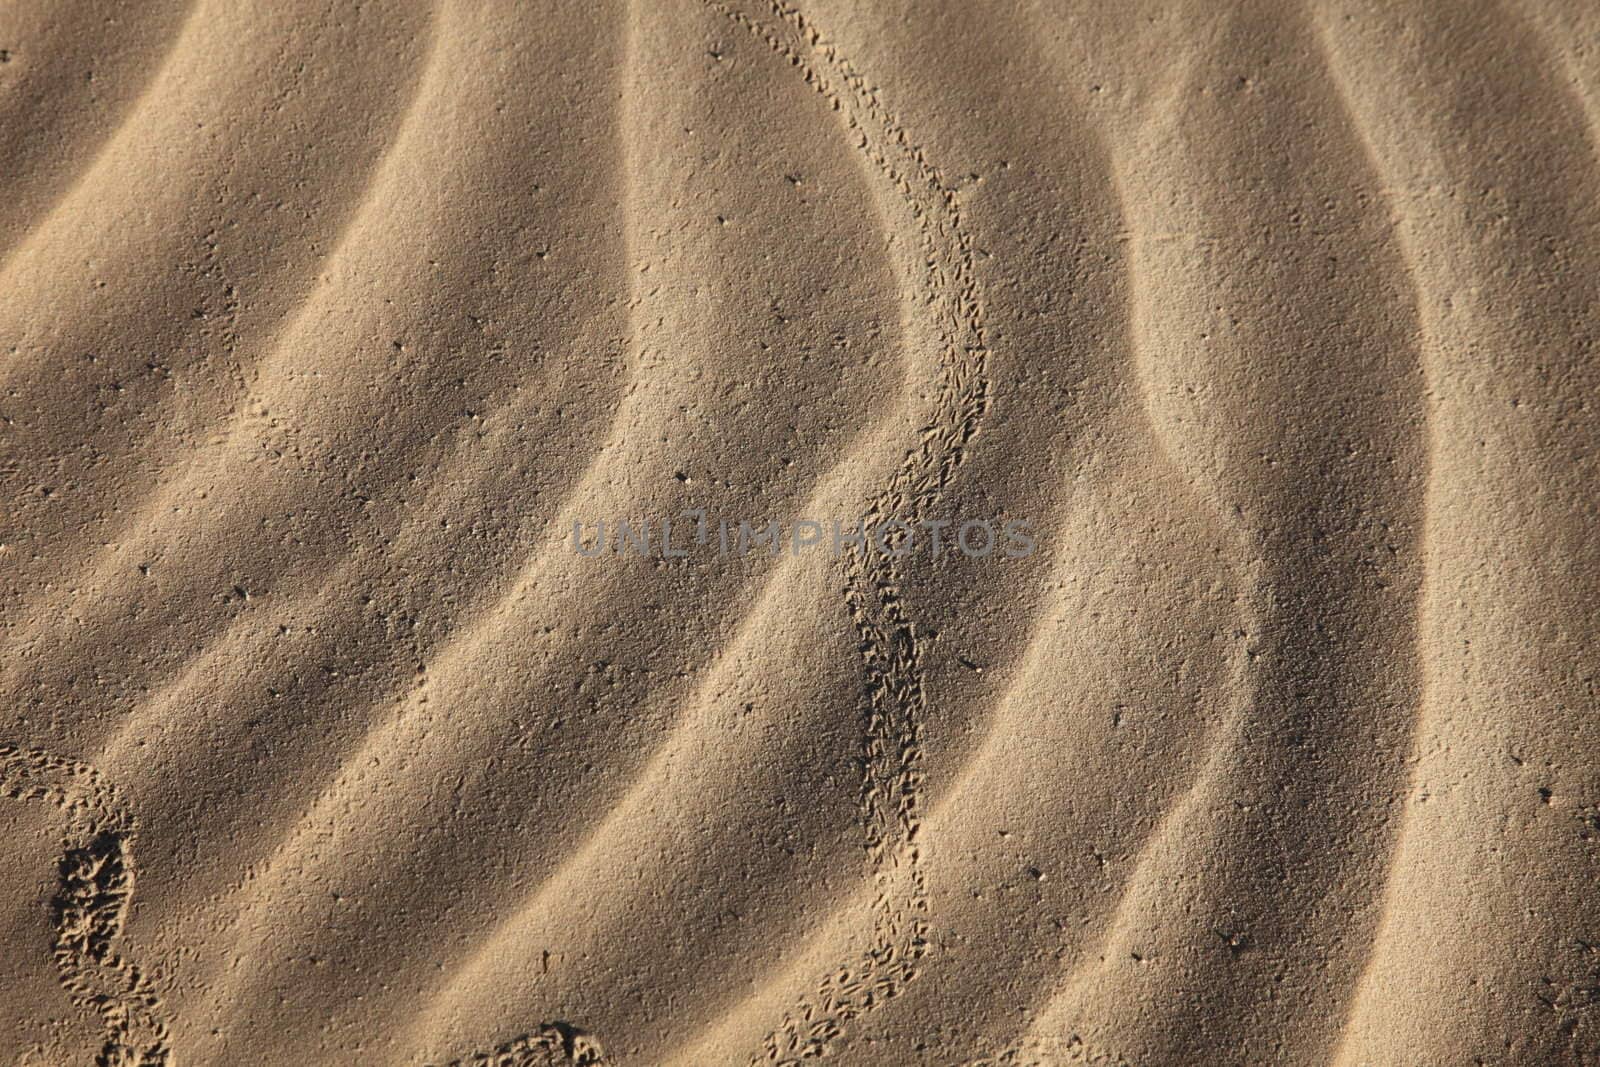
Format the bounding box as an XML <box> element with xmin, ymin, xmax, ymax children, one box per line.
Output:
<box><xmin>1539</xmin><ymin>937</ymin><xmax>1600</xmax><ymax>1053</ymax></box>
<box><xmin>704</xmin><ymin>2</ymin><xmax>992</xmax><ymax>1062</ymax></box>
<box><xmin>436</xmin><ymin>1022</ymin><xmax>608</xmax><ymax>1066</ymax></box>
<box><xmin>964</xmin><ymin>1033</ymin><xmax>1131</xmax><ymax>1067</ymax></box>
<box><xmin>0</xmin><ymin>744</ymin><xmax>171</xmax><ymax>1067</ymax></box>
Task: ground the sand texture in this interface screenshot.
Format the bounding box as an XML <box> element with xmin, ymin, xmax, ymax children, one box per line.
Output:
<box><xmin>3</xmin><ymin>1</ymin><xmax>1600</xmax><ymax>1064</ymax></box>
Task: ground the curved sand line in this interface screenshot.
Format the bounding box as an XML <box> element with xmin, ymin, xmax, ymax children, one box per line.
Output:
<box><xmin>1308</xmin><ymin>17</ymin><xmax>1443</xmax><ymax>1061</ymax></box>
<box><xmin>0</xmin><ymin>0</ymin><xmax>196</xmax><ymax>269</ymax></box>
<box><xmin>705</xmin><ymin>2</ymin><xmax>991</xmax><ymax>1061</ymax></box>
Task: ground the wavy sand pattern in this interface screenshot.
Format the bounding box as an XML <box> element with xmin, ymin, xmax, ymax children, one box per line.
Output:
<box><xmin>2</xmin><ymin>1</ymin><xmax>1599</xmax><ymax>1064</ymax></box>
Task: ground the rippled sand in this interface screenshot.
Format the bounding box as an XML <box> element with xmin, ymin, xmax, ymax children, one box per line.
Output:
<box><xmin>3</xmin><ymin>2</ymin><xmax>1599</xmax><ymax>1064</ymax></box>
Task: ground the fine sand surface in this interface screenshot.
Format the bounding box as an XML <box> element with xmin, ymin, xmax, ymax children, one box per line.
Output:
<box><xmin>3</xmin><ymin>2</ymin><xmax>1600</xmax><ymax>1064</ymax></box>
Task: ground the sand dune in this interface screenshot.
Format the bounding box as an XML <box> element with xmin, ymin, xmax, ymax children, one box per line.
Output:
<box><xmin>3</xmin><ymin>1</ymin><xmax>1599</xmax><ymax>1064</ymax></box>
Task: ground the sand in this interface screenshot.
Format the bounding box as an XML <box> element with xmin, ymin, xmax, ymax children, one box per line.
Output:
<box><xmin>3</xmin><ymin>1</ymin><xmax>1599</xmax><ymax>1064</ymax></box>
